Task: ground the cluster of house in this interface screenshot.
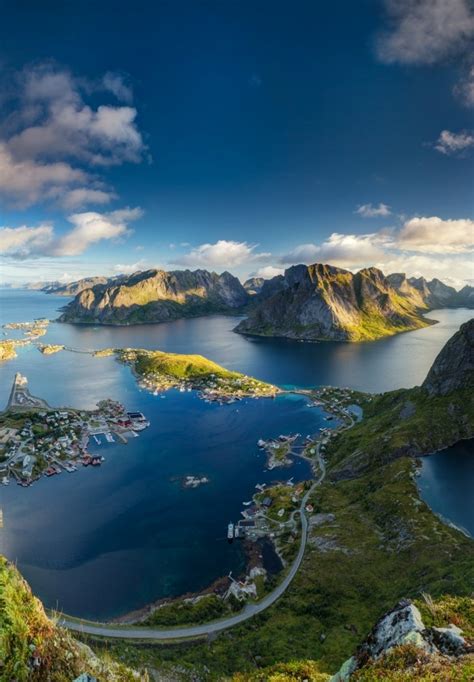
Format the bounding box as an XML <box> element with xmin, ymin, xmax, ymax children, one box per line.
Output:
<box><xmin>0</xmin><ymin>398</ymin><xmax>150</xmax><ymax>486</ymax></box>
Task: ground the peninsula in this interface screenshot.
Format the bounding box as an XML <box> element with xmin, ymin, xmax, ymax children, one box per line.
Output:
<box><xmin>95</xmin><ymin>347</ymin><xmax>279</xmax><ymax>401</ymax></box>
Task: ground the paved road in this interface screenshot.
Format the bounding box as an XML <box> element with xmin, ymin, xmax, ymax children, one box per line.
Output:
<box><xmin>60</xmin><ymin>454</ymin><xmax>326</xmax><ymax>641</ymax></box>
<box><xmin>60</xmin><ymin>393</ymin><xmax>352</xmax><ymax>642</ymax></box>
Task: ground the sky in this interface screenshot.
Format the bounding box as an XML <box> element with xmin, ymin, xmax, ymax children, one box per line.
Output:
<box><xmin>0</xmin><ymin>0</ymin><xmax>473</xmax><ymax>287</ymax></box>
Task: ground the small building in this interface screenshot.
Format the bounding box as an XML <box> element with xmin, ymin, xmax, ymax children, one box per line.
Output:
<box><xmin>239</xmin><ymin>519</ymin><xmax>256</xmax><ymax>528</ymax></box>
<box><xmin>262</xmin><ymin>496</ymin><xmax>273</xmax><ymax>508</ymax></box>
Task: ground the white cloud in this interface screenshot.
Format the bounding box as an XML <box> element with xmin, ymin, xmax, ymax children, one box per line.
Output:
<box><xmin>397</xmin><ymin>216</ymin><xmax>474</xmax><ymax>254</ymax></box>
<box><xmin>253</xmin><ymin>265</ymin><xmax>285</xmax><ymax>279</ymax></box>
<box><xmin>280</xmin><ymin>243</ymin><xmax>320</xmax><ymax>264</ymax></box>
<box><xmin>0</xmin><ymin>224</ymin><xmax>54</xmax><ymax>258</ymax></box>
<box><xmin>0</xmin><ymin>62</ymin><xmax>146</xmax><ymax>208</ymax></box>
<box><xmin>376</xmin><ymin>0</ymin><xmax>474</xmax><ymax>65</ymax></box>
<box><xmin>0</xmin><ymin>142</ymin><xmax>89</xmax><ymax>207</ymax></box>
<box><xmin>53</xmin><ymin>208</ymin><xmax>142</xmax><ymax>256</ymax></box>
<box><xmin>454</xmin><ymin>66</ymin><xmax>474</xmax><ymax>107</ymax></box>
<box><xmin>355</xmin><ymin>202</ymin><xmax>391</xmax><ymax>218</ymax></box>
<box><xmin>102</xmin><ymin>72</ymin><xmax>133</xmax><ymax>103</ymax></box>
<box><xmin>113</xmin><ymin>259</ymin><xmax>147</xmax><ymax>274</ymax></box>
<box><xmin>173</xmin><ymin>240</ymin><xmax>271</xmax><ymax>269</ymax></box>
<box><xmin>0</xmin><ymin>207</ymin><xmax>142</xmax><ymax>259</ymax></box>
<box><xmin>434</xmin><ymin>129</ymin><xmax>474</xmax><ymax>156</ymax></box>
<box><xmin>60</xmin><ymin>187</ymin><xmax>117</xmax><ymax>209</ymax></box>
<box><xmin>280</xmin><ymin>233</ymin><xmax>391</xmax><ymax>268</ymax></box>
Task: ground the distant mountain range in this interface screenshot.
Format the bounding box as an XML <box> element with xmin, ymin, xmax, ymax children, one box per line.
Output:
<box><xmin>57</xmin><ymin>269</ymin><xmax>248</xmax><ymax>324</ymax></box>
<box><xmin>24</xmin><ymin>264</ymin><xmax>473</xmax><ymax>340</ymax></box>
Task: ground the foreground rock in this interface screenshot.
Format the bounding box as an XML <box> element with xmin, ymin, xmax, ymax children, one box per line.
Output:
<box><xmin>331</xmin><ymin>599</ymin><xmax>473</xmax><ymax>681</ymax></box>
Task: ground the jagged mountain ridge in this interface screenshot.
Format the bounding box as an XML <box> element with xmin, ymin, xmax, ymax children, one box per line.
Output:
<box><xmin>391</xmin><ymin>273</ymin><xmax>474</xmax><ymax>309</ymax></box>
<box><xmin>59</xmin><ymin>268</ymin><xmax>249</xmax><ymax>324</ymax></box>
<box><xmin>235</xmin><ymin>263</ymin><xmax>433</xmax><ymax>341</ymax></box>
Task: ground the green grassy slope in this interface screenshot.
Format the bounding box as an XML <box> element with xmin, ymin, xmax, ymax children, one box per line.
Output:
<box><xmin>0</xmin><ymin>557</ymin><xmax>144</xmax><ymax>681</ymax></box>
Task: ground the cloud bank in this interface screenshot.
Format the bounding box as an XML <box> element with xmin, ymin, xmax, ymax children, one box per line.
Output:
<box><xmin>0</xmin><ymin>208</ymin><xmax>142</xmax><ymax>259</ymax></box>
<box><xmin>0</xmin><ymin>63</ymin><xmax>146</xmax><ymax>209</ymax></box>
<box><xmin>376</xmin><ymin>0</ymin><xmax>474</xmax><ymax>65</ymax></box>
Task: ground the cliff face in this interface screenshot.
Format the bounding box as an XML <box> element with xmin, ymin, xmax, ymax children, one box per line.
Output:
<box><xmin>59</xmin><ymin>268</ymin><xmax>249</xmax><ymax>324</ymax></box>
<box><xmin>423</xmin><ymin>319</ymin><xmax>474</xmax><ymax>396</ymax></box>
<box><xmin>235</xmin><ymin>263</ymin><xmax>431</xmax><ymax>342</ymax></box>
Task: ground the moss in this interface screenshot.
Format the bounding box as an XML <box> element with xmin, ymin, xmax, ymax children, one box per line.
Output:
<box><xmin>352</xmin><ymin>643</ymin><xmax>474</xmax><ymax>681</ymax></box>
<box><xmin>415</xmin><ymin>594</ymin><xmax>474</xmax><ymax>638</ymax></box>
<box><xmin>232</xmin><ymin>659</ymin><xmax>331</xmax><ymax>681</ymax></box>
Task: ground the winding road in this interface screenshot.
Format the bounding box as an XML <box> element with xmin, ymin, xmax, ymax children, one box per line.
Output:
<box><xmin>60</xmin><ymin>451</ymin><xmax>326</xmax><ymax>641</ymax></box>
<box><xmin>60</xmin><ymin>393</ymin><xmax>352</xmax><ymax>641</ymax></box>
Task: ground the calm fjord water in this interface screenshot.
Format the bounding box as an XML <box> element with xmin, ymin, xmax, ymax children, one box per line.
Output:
<box><xmin>0</xmin><ymin>290</ymin><xmax>472</xmax><ymax>618</ymax></box>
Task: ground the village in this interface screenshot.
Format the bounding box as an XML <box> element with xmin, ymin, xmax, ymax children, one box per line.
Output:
<box><xmin>220</xmin><ymin>385</ymin><xmax>363</xmax><ymax>601</ymax></box>
<box><xmin>0</xmin><ymin>373</ymin><xmax>150</xmax><ymax>487</ymax></box>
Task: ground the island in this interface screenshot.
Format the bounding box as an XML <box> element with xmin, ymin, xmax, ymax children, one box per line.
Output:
<box><xmin>0</xmin><ymin>319</ymin><xmax>52</xmax><ymax>363</ymax></box>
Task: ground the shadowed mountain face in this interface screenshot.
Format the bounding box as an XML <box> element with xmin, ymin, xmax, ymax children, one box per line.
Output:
<box><xmin>423</xmin><ymin>319</ymin><xmax>474</xmax><ymax>396</ymax></box>
<box><xmin>58</xmin><ymin>269</ymin><xmax>249</xmax><ymax>324</ymax></box>
<box><xmin>235</xmin><ymin>263</ymin><xmax>433</xmax><ymax>342</ymax></box>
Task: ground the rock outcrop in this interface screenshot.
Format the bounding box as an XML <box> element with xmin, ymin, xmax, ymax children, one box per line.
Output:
<box><xmin>331</xmin><ymin>599</ymin><xmax>472</xmax><ymax>681</ymax></box>
<box><xmin>243</xmin><ymin>277</ymin><xmax>265</xmax><ymax>295</ymax></box>
<box><xmin>235</xmin><ymin>263</ymin><xmax>431</xmax><ymax>342</ymax></box>
<box><xmin>423</xmin><ymin>318</ymin><xmax>474</xmax><ymax>396</ymax></box>
<box><xmin>59</xmin><ymin>269</ymin><xmax>249</xmax><ymax>324</ymax></box>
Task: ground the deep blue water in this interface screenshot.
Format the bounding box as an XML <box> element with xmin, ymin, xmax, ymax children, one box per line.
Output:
<box><xmin>0</xmin><ymin>289</ymin><xmax>472</xmax><ymax>618</ymax></box>
<box><xmin>418</xmin><ymin>441</ymin><xmax>474</xmax><ymax>538</ymax></box>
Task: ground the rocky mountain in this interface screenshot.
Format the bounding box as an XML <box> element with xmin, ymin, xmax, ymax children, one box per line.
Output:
<box><xmin>243</xmin><ymin>277</ymin><xmax>265</xmax><ymax>295</ymax></box>
<box><xmin>423</xmin><ymin>318</ymin><xmax>474</xmax><ymax>396</ymax></box>
<box><xmin>456</xmin><ymin>284</ymin><xmax>474</xmax><ymax>307</ymax></box>
<box><xmin>402</xmin><ymin>275</ymin><xmax>473</xmax><ymax>309</ymax></box>
<box><xmin>59</xmin><ymin>268</ymin><xmax>249</xmax><ymax>324</ymax></box>
<box><xmin>235</xmin><ymin>263</ymin><xmax>432</xmax><ymax>342</ymax></box>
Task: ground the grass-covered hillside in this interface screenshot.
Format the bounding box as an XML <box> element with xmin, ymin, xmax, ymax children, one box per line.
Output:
<box><xmin>114</xmin><ymin>347</ymin><xmax>278</xmax><ymax>396</ymax></box>
<box><xmin>101</xmin><ymin>323</ymin><xmax>473</xmax><ymax>679</ymax></box>
<box><xmin>0</xmin><ymin>557</ymin><xmax>145</xmax><ymax>681</ymax></box>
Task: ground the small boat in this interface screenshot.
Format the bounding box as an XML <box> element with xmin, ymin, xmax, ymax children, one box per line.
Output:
<box><xmin>227</xmin><ymin>522</ymin><xmax>234</xmax><ymax>542</ymax></box>
<box><xmin>93</xmin><ymin>435</ymin><xmax>101</xmax><ymax>445</ymax></box>
<box><xmin>242</xmin><ymin>500</ymin><xmax>252</xmax><ymax>506</ymax></box>
<box><xmin>2</xmin><ymin>476</ymin><xmax>9</xmax><ymax>486</ymax></box>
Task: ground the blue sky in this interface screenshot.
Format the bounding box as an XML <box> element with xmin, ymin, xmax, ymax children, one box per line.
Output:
<box><xmin>0</xmin><ymin>0</ymin><xmax>473</xmax><ymax>286</ymax></box>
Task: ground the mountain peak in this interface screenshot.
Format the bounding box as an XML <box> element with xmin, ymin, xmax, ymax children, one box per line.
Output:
<box><xmin>423</xmin><ymin>319</ymin><xmax>474</xmax><ymax>396</ymax></box>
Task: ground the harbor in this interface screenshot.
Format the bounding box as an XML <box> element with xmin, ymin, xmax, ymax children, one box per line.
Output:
<box><xmin>0</xmin><ymin>373</ymin><xmax>150</xmax><ymax>488</ymax></box>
